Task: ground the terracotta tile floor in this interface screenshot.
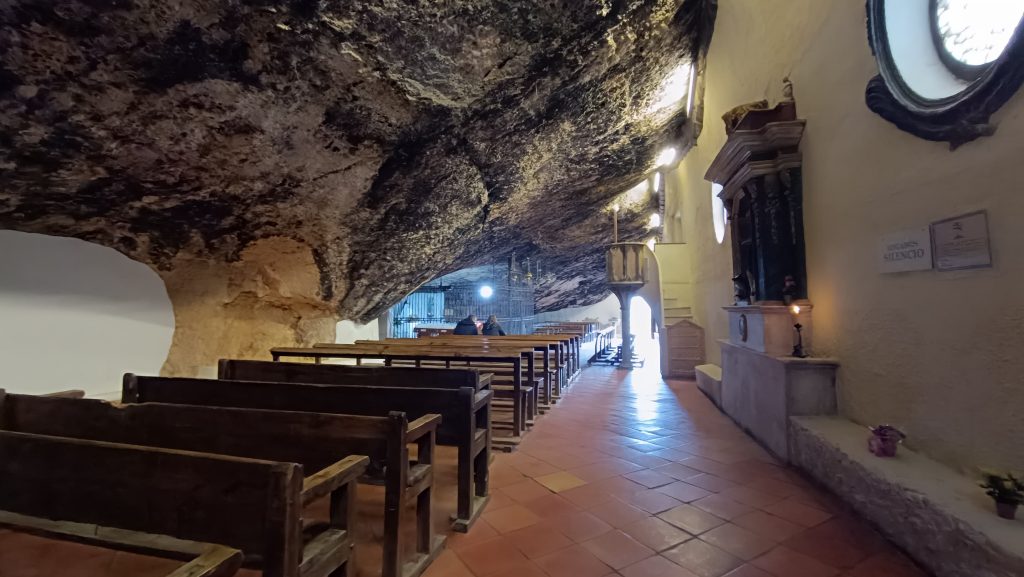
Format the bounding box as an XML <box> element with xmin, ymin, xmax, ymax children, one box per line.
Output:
<box><xmin>0</xmin><ymin>366</ymin><xmax>932</xmax><ymax>577</ymax></box>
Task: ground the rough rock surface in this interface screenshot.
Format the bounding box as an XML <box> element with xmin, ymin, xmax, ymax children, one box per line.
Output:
<box><xmin>789</xmin><ymin>417</ymin><xmax>1024</xmax><ymax>577</ymax></box>
<box><xmin>0</xmin><ymin>0</ymin><xmax>715</xmax><ymax>321</ymax></box>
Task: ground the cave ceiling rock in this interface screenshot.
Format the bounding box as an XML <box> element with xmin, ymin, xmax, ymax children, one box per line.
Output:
<box><xmin>0</xmin><ymin>0</ymin><xmax>716</xmax><ymax>323</ymax></box>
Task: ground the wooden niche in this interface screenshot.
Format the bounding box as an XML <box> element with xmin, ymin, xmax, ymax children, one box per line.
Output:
<box><xmin>705</xmin><ymin>99</ymin><xmax>807</xmax><ymax>305</ymax></box>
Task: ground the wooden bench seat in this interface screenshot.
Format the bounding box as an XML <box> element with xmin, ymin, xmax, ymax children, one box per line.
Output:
<box><xmin>1</xmin><ymin>390</ymin><xmax>436</xmax><ymax>577</ymax></box>
<box><xmin>210</xmin><ymin>360</ymin><xmax>492</xmax><ymax>532</ymax></box>
<box><xmin>0</xmin><ymin>424</ymin><xmax>336</xmax><ymax>577</ymax></box>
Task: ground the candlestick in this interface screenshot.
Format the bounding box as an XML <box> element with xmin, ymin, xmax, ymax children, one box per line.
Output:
<box><xmin>612</xmin><ymin>203</ymin><xmax>620</xmax><ymax>243</ymax></box>
<box><xmin>791</xmin><ymin>304</ymin><xmax>807</xmax><ymax>358</ymax></box>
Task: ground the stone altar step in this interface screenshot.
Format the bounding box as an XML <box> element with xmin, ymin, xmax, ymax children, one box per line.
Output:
<box><xmin>790</xmin><ymin>416</ymin><xmax>1024</xmax><ymax>577</ymax></box>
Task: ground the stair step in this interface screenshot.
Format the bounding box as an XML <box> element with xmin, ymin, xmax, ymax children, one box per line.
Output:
<box><xmin>669</xmin><ymin>342</ymin><xmax>702</xmax><ymax>350</ymax></box>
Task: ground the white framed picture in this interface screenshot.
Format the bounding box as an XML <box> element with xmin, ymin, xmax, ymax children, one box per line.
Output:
<box><xmin>930</xmin><ymin>210</ymin><xmax>992</xmax><ymax>271</ymax></box>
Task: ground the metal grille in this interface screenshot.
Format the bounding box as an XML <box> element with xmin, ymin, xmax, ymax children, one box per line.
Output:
<box><xmin>388</xmin><ymin>287</ymin><xmax>446</xmax><ymax>338</ymax></box>
<box><xmin>387</xmin><ymin>279</ymin><xmax>536</xmax><ymax>337</ymax></box>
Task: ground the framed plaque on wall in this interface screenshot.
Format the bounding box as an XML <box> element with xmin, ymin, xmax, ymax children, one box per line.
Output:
<box><xmin>930</xmin><ymin>210</ymin><xmax>992</xmax><ymax>272</ymax></box>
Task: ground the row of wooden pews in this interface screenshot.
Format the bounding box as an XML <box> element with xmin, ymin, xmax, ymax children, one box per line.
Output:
<box><xmin>270</xmin><ymin>333</ymin><xmax>583</xmax><ymax>449</ymax></box>
<box><xmin>0</xmin><ymin>332</ymin><xmax>582</xmax><ymax>577</ymax></box>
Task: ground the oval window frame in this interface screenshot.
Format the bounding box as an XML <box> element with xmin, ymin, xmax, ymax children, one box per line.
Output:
<box><xmin>866</xmin><ymin>0</ymin><xmax>1024</xmax><ymax>148</ymax></box>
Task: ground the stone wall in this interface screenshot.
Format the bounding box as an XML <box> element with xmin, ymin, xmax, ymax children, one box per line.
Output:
<box><xmin>159</xmin><ymin>237</ymin><xmax>337</xmax><ymax>377</ymax></box>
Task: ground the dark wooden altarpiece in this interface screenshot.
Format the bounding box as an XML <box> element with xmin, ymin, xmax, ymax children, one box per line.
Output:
<box><xmin>707</xmin><ymin>100</ymin><xmax>808</xmax><ymax>304</ymax></box>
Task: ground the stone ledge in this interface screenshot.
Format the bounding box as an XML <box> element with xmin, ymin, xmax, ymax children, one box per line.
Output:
<box><xmin>790</xmin><ymin>416</ymin><xmax>1024</xmax><ymax>577</ymax></box>
<box><xmin>695</xmin><ymin>364</ymin><xmax>722</xmax><ymax>407</ymax></box>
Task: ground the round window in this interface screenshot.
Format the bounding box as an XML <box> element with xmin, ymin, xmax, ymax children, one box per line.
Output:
<box><xmin>866</xmin><ymin>0</ymin><xmax>1024</xmax><ymax>148</ymax></box>
<box><xmin>711</xmin><ymin>183</ymin><xmax>726</xmax><ymax>244</ymax></box>
<box><xmin>931</xmin><ymin>0</ymin><xmax>1024</xmax><ymax>79</ymax></box>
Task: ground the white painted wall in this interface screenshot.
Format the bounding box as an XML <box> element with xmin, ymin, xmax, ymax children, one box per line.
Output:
<box><xmin>0</xmin><ymin>231</ymin><xmax>174</xmax><ymax>397</ymax></box>
<box><xmin>535</xmin><ymin>293</ymin><xmax>621</xmax><ymax>332</ymax></box>
<box><xmin>335</xmin><ymin>319</ymin><xmax>380</xmax><ymax>343</ymax></box>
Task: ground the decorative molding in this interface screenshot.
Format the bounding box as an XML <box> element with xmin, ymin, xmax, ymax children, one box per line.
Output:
<box><xmin>704</xmin><ymin>120</ymin><xmax>806</xmax><ymax>187</ymax></box>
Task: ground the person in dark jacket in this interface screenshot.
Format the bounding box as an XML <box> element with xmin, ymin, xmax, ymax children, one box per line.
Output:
<box><xmin>482</xmin><ymin>315</ymin><xmax>507</xmax><ymax>336</ymax></box>
<box><xmin>453</xmin><ymin>314</ymin><xmax>480</xmax><ymax>335</ymax></box>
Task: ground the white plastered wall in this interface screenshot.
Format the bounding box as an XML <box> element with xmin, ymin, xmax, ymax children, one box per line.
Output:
<box><xmin>0</xmin><ymin>231</ymin><xmax>174</xmax><ymax>398</ymax></box>
<box><xmin>534</xmin><ymin>293</ymin><xmax>621</xmax><ymax>331</ymax></box>
<box><xmin>666</xmin><ymin>0</ymin><xmax>1024</xmax><ymax>473</ymax></box>
<box><xmin>335</xmin><ymin>319</ymin><xmax>380</xmax><ymax>343</ymax></box>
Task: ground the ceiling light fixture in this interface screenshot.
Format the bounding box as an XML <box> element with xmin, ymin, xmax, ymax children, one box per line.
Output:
<box><xmin>685</xmin><ymin>62</ymin><xmax>697</xmax><ymax>116</ymax></box>
<box><xmin>657</xmin><ymin>147</ymin><xmax>677</xmax><ymax>167</ymax></box>
<box><xmin>647</xmin><ymin>62</ymin><xmax>693</xmax><ymax>118</ymax></box>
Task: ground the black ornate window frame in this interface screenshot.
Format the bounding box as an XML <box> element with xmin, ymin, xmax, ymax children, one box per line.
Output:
<box><xmin>866</xmin><ymin>0</ymin><xmax>1024</xmax><ymax>149</ymax></box>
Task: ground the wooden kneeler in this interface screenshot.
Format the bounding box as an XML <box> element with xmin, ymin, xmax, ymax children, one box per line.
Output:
<box><xmin>1</xmin><ymin>391</ymin><xmax>440</xmax><ymax>577</ymax></box>
<box><xmin>217</xmin><ymin>360</ymin><xmax>492</xmax><ymax>532</ymax></box>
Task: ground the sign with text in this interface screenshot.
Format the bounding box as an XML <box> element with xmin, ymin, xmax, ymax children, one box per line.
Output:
<box><xmin>879</xmin><ymin>228</ymin><xmax>932</xmax><ymax>273</ymax></box>
<box><xmin>931</xmin><ymin>210</ymin><xmax>992</xmax><ymax>271</ymax></box>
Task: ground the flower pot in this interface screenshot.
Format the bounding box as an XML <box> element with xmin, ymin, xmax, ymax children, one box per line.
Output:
<box><xmin>868</xmin><ymin>435</ymin><xmax>899</xmax><ymax>457</ymax></box>
<box><xmin>996</xmin><ymin>502</ymin><xmax>1018</xmax><ymax>520</ymax></box>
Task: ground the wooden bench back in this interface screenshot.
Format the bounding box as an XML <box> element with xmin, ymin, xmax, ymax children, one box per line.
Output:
<box><xmin>220</xmin><ymin>359</ymin><xmax>482</xmax><ymax>390</ymax></box>
<box><xmin>3</xmin><ymin>389</ymin><xmax>393</xmax><ymax>474</ymax></box>
<box><xmin>0</xmin><ymin>428</ymin><xmax>300</xmax><ymax>567</ymax></box>
<box><xmin>312</xmin><ymin>343</ymin><xmax>533</xmax><ymax>356</ymax></box>
<box><xmin>138</xmin><ymin>372</ymin><xmax>480</xmax><ymax>446</ymax></box>
<box><xmin>361</xmin><ymin>339</ymin><xmax>555</xmax><ymax>358</ymax></box>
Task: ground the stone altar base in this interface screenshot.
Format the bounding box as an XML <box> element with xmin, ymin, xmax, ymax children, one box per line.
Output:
<box><xmin>720</xmin><ymin>340</ymin><xmax>838</xmax><ymax>459</ymax></box>
<box><xmin>695</xmin><ymin>364</ymin><xmax>723</xmax><ymax>407</ymax></box>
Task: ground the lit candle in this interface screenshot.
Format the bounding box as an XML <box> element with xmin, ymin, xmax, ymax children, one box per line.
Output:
<box><xmin>791</xmin><ymin>304</ymin><xmax>800</xmax><ymax>316</ymax></box>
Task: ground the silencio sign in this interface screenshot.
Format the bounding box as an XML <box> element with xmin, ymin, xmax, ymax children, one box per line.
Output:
<box><xmin>878</xmin><ymin>228</ymin><xmax>932</xmax><ymax>273</ymax></box>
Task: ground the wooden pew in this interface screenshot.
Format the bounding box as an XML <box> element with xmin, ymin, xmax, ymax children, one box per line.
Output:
<box><xmin>1</xmin><ymin>390</ymin><xmax>438</xmax><ymax>577</ymax></box>
<box><xmin>324</xmin><ymin>342</ymin><xmax>539</xmax><ymax>436</ymax></box>
<box><xmin>222</xmin><ymin>361</ymin><xmax>491</xmax><ymax>391</ymax></box>
<box><xmin>338</xmin><ymin>339</ymin><xmax>547</xmax><ymax>412</ymax></box>
<box><xmin>399</xmin><ymin>335</ymin><xmax>575</xmax><ymax>396</ymax></box>
<box><xmin>533</xmin><ymin>327</ymin><xmax>584</xmax><ymax>376</ymax></box>
<box><xmin>589</xmin><ymin>325</ymin><xmax>617</xmax><ymax>364</ymax></box>
<box><xmin>211</xmin><ymin>359</ymin><xmax>491</xmax><ymax>532</ymax></box>
<box><xmin>0</xmin><ymin>430</ymin><xmax>246</xmax><ymax>577</ymax></box>
<box><xmin>364</xmin><ymin>337</ymin><xmax>563</xmax><ymax>403</ymax></box>
<box><xmin>273</xmin><ymin>345</ymin><xmax>531</xmax><ymax>443</ymax></box>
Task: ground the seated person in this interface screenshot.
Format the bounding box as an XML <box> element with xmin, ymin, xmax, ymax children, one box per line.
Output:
<box><xmin>453</xmin><ymin>314</ymin><xmax>480</xmax><ymax>335</ymax></box>
<box><xmin>482</xmin><ymin>315</ymin><xmax>507</xmax><ymax>336</ymax></box>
